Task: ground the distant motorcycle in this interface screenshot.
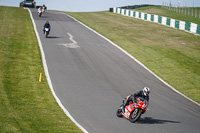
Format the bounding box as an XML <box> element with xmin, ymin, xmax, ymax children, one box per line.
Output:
<box><xmin>116</xmin><ymin>97</ymin><xmax>148</xmax><ymax>123</ymax></box>
<box><xmin>38</xmin><ymin>11</ymin><xmax>42</xmax><ymax>17</ymax></box>
<box><xmin>44</xmin><ymin>28</ymin><xmax>50</xmax><ymax>38</ymax></box>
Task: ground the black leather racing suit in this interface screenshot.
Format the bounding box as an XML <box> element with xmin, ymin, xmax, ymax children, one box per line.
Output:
<box><xmin>43</xmin><ymin>23</ymin><xmax>51</xmax><ymax>34</ymax></box>
<box><xmin>123</xmin><ymin>90</ymin><xmax>149</xmax><ymax>108</ymax></box>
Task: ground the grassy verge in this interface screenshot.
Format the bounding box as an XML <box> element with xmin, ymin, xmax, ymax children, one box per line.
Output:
<box><xmin>134</xmin><ymin>6</ymin><xmax>200</xmax><ymax>25</ymax></box>
<box><xmin>0</xmin><ymin>6</ymin><xmax>82</xmax><ymax>133</ymax></box>
<box><xmin>66</xmin><ymin>10</ymin><xmax>200</xmax><ymax>103</ymax></box>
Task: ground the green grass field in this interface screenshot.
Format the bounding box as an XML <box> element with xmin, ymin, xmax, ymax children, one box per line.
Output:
<box><xmin>0</xmin><ymin>6</ymin><xmax>82</xmax><ymax>133</ymax></box>
<box><xmin>66</xmin><ymin>9</ymin><xmax>200</xmax><ymax>104</ymax></box>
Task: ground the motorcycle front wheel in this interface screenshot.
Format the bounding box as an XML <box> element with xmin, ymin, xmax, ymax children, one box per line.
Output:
<box><xmin>129</xmin><ymin>109</ymin><xmax>141</xmax><ymax>123</ymax></box>
<box><xmin>116</xmin><ymin>105</ymin><xmax>123</xmax><ymax>117</ymax></box>
<box><xmin>45</xmin><ymin>31</ymin><xmax>48</xmax><ymax>38</ymax></box>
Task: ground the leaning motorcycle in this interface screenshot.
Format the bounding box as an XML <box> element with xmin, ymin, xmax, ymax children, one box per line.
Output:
<box><xmin>38</xmin><ymin>11</ymin><xmax>42</xmax><ymax>17</ymax></box>
<box><xmin>44</xmin><ymin>28</ymin><xmax>50</xmax><ymax>38</ymax></box>
<box><xmin>116</xmin><ymin>97</ymin><xmax>148</xmax><ymax>123</ymax></box>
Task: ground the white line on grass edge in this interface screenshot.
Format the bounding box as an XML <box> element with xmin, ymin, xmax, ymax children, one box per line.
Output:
<box><xmin>27</xmin><ymin>9</ymin><xmax>89</xmax><ymax>133</ymax></box>
<box><xmin>61</xmin><ymin>12</ymin><xmax>200</xmax><ymax>107</ymax></box>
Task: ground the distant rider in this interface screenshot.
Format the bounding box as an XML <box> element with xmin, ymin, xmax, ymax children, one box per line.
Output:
<box><xmin>42</xmin><ymin>4</ymin><xmax>47</xmax><ymax>12</ymax></box>
<box><xmin>122</xmin><ymin>87</ymin><xmax>150</xmax><ymax>113</ymax></box>
<box><xmin>38</xmin><ymin>7</ymin><xmax>42</xmax><ymax>13</ymax></box>
<box><xmin>43</xmin><ymin>21</ymin><xmax>51</xmax><ymax>34</ymax></box>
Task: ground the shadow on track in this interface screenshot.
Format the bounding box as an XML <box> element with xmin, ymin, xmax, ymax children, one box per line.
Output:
<box><xmin>47</xmin><ymin>36</ymin><xmax>63</xmax><ymax>39</ymax></box>
<box><xmin>137</xmin><ymin>117</ymin><xmax>180</xmax><ymax>124</ymax></box>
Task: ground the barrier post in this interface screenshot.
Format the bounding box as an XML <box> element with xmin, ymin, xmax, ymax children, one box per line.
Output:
<box><xmin>39</xmin><ymin>73</ymin><xmax>42</xmax><ymax>82</ymax></box>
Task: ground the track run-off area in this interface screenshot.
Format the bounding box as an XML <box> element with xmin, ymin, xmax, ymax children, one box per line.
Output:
<box><xmin>29</xmin><ymin>9</ymin><xmax>200</xmax><ymax>133</ymax></box>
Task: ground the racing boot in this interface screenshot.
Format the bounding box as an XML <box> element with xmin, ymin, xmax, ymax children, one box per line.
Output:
<box><xmin>122</xmin><ymin>105</ymin><xmax>125</xmax><ymax>113</ymax></box>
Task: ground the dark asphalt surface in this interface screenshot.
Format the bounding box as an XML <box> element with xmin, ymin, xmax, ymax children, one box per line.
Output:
<box><xmin>30</xmin><ymin>9</ymin><xmax>200</xmax><ymax>133</ymax></box>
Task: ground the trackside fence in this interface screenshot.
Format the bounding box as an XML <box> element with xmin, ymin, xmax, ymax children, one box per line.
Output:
<box><xmin>113</xmin><ymin>7</ymin><xmax>200</xmax><ymax>35</ymax></box>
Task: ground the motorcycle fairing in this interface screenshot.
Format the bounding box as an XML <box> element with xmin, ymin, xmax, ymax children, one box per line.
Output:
<box><xmin>122</xmin><ymin>104</ymin><xmax>135</xmax><ymax>119</ymax></box>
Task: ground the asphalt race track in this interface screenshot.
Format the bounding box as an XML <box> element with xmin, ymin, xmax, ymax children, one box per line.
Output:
<box><xmin>30</xmin><ymin>9</ymin><xmax>200</xmax><ymax>133</ymax></box>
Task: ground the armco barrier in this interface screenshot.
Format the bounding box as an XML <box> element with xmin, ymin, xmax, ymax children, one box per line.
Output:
<box><xmin>175</xmin><ymin>20</ymin><xmax>179</xmax><ymax>29</ymax></box>
<box><xmin>196</xmin><ymin>24</ymin><xmax>200</xmax><ymax>34</ymax></box>
<box><xmin>158</xmin><ymin>16</ymin><xmax>162</xmax><ymax>24</ymax></box>
<box><xmin>113</xmin><ymin>7</ymin><xmax>200</xmax><ymax>35</ymax></box>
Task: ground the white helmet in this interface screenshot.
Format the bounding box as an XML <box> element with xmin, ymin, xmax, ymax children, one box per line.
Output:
<box><xmin>143</xmin><ymin>87</ymin><xmax>150</xmax><ymax>96</ymax></box>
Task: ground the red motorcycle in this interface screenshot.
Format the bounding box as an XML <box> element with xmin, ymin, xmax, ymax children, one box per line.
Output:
<box><xmin>116</xmin><ymin>96</ymin><xmax>148</xmax><ymax>123</ymax></box>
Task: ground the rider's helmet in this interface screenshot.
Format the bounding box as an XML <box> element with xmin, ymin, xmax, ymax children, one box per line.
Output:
<box><xmin>143</xmin><ymin>87</ymin><xmax>150</xmax><ymax>96</ymax></box>
<box><xmin>46</xmin><ymin>21</ymin><xmax>49</xmax><ymax>24</ymax></box>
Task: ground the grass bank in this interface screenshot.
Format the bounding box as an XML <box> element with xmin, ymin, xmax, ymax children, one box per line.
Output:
<box><xmin>134</xmin><ymin>6</ymin><xmax>200</xmax><ymax>25</ymax></box>
<box><xmin>0</xmin><ymin>6</ymin><xmax>82</xmax><ymax>133</ymax></box>
<box><xmin>66</xmin><ymin>10</ymin><xmax>200</xmax><ymax>103</ymax></box>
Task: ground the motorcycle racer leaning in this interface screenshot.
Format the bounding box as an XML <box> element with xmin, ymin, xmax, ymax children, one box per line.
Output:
<box><xmin>122</xmin><ymin>87</ymin><xmax>150</xmax><ymax>113</ymax></box>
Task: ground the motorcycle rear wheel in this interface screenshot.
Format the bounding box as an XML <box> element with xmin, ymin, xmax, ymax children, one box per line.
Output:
<box><xmin>129</xmin><ymin>109</ymin><xmax>141</xmax><ymax>123</ymax></box>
